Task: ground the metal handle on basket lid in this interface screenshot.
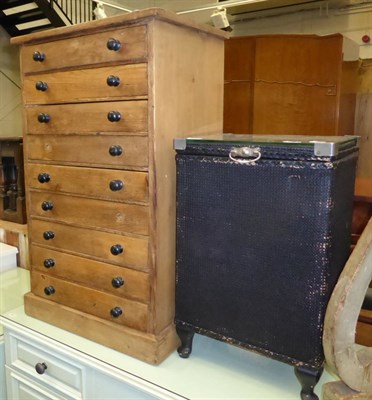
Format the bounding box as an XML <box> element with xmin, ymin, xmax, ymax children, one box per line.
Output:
<box><xmin>229</xmin><ymin>146</ymin><xmax>261</xmax><ymax>163</ymax></box>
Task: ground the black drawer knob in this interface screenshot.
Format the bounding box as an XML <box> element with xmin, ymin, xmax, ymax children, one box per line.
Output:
<box><xmin>109</xmin><ymin>180</ymin><xmax>124</xmax><ymax>192</ymax></box>
<box><xmin>43</xmin><ymin>231</ymin><xmax>55</xmax><ymax>240</ymax></box>
<box><xmin>110</xmin><ymin>306</ymin><xmax>123</xmax><ymax>318</ymax></box>
<box><xmin>110</xmin><ymin>244</ymin><xmax>123</xmax><ymax>256</ymax></box>
<box><xmin>112</xmin><ymin>277</ymin><xmax>124</xmax><ymax>288</ymax></box>
<box><xmin>38</xmin><ymin>113</ymin><xmax>50</xmax><ymax>123</ymax></box>
<box><xmin>35</xmin><ymin>81</ymin><xmax>48</xmax><ymax>91</ymax></box>
<box><xmin>44</xmin><ymin>258</ymin><xmax>55</xmax><ymax>268</ymax></box>
<box><xmin>38</xmin><ymin>173</ymin><xmax>51</xmax><ymax>183</ymax></box>
<box><xmin>35</xmin><ymin>362</ymin><xmax>48</xmax><ymax>374</ymax></box>
<box><xmin>107</xmin><ymin>75</ymin><xmax>121</xmax><ymax>87</ymax></box>
<box><xmin>33</xmin><ymin>51</ymin><xmax>45</xmax><ymax>62</ymax></box>
<box><xmin>109</xmin><ymin>145</ymin><xmax>122</xmax><ymax>157</ymax></box>
<box><xmin>41</xmin><ymin>201</ymin><xmax>53</xmax><ymax>211</ymax></box>
<box><xmin>107</xmin><ymin>111</ymin><xmax>121</xmax><ymax>122</ymax></box>
<box><xmin>44</xmin><ymin>286</ymin><xmax>55</xmax><ymax>296</ymax></box>
<box><xmin>107</xmin><ymin>38</ymin><xmax>121</xmax><ymax>51</ymax></box>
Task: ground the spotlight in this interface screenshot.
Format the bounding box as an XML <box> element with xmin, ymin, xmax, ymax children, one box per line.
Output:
<box><xmin>93</xmin><ymin>1</ymin><xmax>107</xmax><ymax>19</ymax></box>
<box><xmin>210</xmin><ymin>7</ymin><xmax>232</xmax><ymax>32</ymax></box>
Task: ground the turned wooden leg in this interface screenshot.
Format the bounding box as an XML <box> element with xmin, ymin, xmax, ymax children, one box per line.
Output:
<box><xmin>176</xmin><ymin>326</ymin><xmax>195</xmax><ymax>358</ymax></box>
<box><xmin>294</xmin><ymin>365</ymin><xmax>323</xmax><ymax>400</ymax></box>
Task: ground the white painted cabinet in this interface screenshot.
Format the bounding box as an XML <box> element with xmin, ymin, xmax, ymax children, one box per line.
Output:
<box><xmin>0</xmin><ymin>268</ymin><xmax>31</xmax><ymax>400</ymax></box>
<box><xmin>1</xmin><ymin>337</ymin><xmax>6</xmax><ymax>400</ymax></box>
<box><xmin>3</xmin><ymin>323</ymin><xmax>177</xmax><ymax>400</ymax></box>
<box><xmin>5</xmin><ymin>367</ymin><xmax>71</xmax><ymax>400</ymax></box>
<box><xmin>1</xmin><ymin>261</ymin><xmax>338</xmax><ymax>399</ymax></box>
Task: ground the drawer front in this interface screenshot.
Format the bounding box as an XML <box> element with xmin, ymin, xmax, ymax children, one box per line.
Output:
<box><xmin>5</xmin><ymin>367</ymin><xmax>77</xmax><ymax>400</ymax></box>
<box><xmin>26</xmin><ymin>135</ymin><xmax>148</xmax><ymax>169</ymax></box>
<box><xmin>30</xmin><ymin>220</ymin><xmax>149</xmax><ymax>271</ymax></box>
<box><xmin>23</xmin><ymin>64</ymin><xmax>148</xmax><ymax>104</ymax></box>
<box><xmin>6</xmin><ymin>331</ymin><xmax>83</xmax><ymax>395</ymax></box>
<box><xmin>31</xmin><ymin>245</ymin><xmax>151</xmax><ymax>303</ymax></box>
<box><xmin>21</xmin><ymin>25</ymin><xmax>147</xmax><ymax>74</ymax></box>
<box><xmin>27</xmin><ymin>164</ymin><xmax>148</xmax><ymax>203</ymax></box>
<box><xmin>29</xmin><ymin>191</ymin><xmax>149</xmax><ymax>235</ymax></box>
<box><xmin>26</xmin><ymin>101</ymin><xmax>148</xmax><ymax>134</ymax></box>
<box><xmin>31</xmin><ymin>272</ymin><xmax>149</xmax><ymax>331</ymax></box>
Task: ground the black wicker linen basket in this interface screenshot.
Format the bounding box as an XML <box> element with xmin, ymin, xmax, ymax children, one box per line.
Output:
<box><xmin>174</xmin><ymin>134</ymin><xmax>358</xmax><ymax>400</ymax></box>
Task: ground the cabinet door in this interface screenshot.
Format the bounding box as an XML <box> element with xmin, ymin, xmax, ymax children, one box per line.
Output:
<box><xmin>254</xmin><ymin>35</ymin><xmax>342</xmax><ymax>85</ymax></box>
<box><xmin>252</xmin><ymin>81</ymin><xmax>338</xmax><ymax>135</ymax></box>
<box><xmin>223</xmin><ymin>82</ymin><xmax>252</xmax><ymax>134</ymax></box>
<box><xmin>224</xmin><ymin>37</ymin><xmax>255</xmax><ymax>134</ymax></box>
<box><xmin>253</xmin><ymin>35</ymin><xmax>342</xmax><ymax>135</ymax></box>
<box><xmin>224</xmin><ymin>37</ymin><xmax>255</xmax><ymax>82</ymax></box>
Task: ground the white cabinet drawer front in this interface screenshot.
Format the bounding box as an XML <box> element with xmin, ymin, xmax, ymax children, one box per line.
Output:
<box><xmin>6</xmin><ymin>366</ymin><xmax>80</xmax><ymax>400</ymax></box>
<box><xmin>7</xmin><ymin>332</ymin><xmax>84</xmax><ymax>395</ymax></box>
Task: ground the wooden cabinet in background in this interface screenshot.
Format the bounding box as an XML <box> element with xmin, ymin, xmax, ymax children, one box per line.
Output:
<box><xmin>224</xmin><ymin>34</ymin><xmax>359</xmax><ymax>136</ymax></box>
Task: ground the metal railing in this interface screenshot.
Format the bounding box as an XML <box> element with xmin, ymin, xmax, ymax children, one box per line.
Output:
<box><xmin>47</xmin><ymin>0</ymin><xmax>94</xmax><ymax>25</ymax></box>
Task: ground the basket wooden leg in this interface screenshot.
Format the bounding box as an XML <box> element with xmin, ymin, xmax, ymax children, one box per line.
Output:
<box><xmin>176</xmin><ymin>326</ymin><xmax>195</xmax><ymax>358</ymax></box>
<box><xmin>294</xmin><ymin>365</ymin><xmax>323</xmax><ymax>400</ymax></box>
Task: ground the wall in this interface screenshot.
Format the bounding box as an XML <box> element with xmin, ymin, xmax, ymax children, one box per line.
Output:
<box><xmin>355</xmin><ymin>59</ymin><xmax>372</xmax><ymax>184</ymax></box>
<box><xmin>0</xmin><ymin>26</ymin><xmax>22</xmax><ymax>138</ymax></box>
<box><xmin>231</xmin><ymin>6</ymin><xmax>372</xmax><ymax>182</ymax></box>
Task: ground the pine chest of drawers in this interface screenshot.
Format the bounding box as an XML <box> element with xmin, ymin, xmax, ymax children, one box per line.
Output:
<box><xmin>12</xmin><ymin>8</ymin><xmax>227</xmax><ymax>364</ymax></box>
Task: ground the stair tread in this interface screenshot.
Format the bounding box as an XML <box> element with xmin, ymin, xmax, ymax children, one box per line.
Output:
<box><xmin>0</xmin><ymin>0</ymin><xmax>35</xmax><ymax>11</ymax></box>
<box><xmin>1</xmin><ymin>10</ymin><xmax>46</xmax><ymax>25</ymax></box>
<box><xmin>1</xmin><ymin>0</ymin><xmax>91</xmax><ymax>36</ymax></box>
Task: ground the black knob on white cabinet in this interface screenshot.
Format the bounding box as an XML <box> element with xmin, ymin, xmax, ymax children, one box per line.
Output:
<box><xmin>109</xmin><ymin>180</ymin><xmax>124</xmax><ymax>191</ymax></box>
<box><xmin>109</xmin><ymin>145</ymin><xmax>122</xmax><ymax>157</ymax></box>
<box><xmin>38</xmin><ymin>113</ymin><xmax>50</xmax><ymax>123</ymax></box>
<box><xmin>112</xmin><ymin>277</ymin><xmax>124</xmax><ymax>288</ymax></box>
<box><xmin>43</xmin><ymin>231</ymin><xmax>55</xmax><ymax>240</ymax></box>
<box><xmin>35</xmin><ymin>81</ymin><xmax>48</xmax><ymax>91</ymax></box>
<box><xmin>44</xmin><ymin>258</ymin><xmax>55</xmax><ymax>268</ymax></box>
<box><xmin>107</xmin><ymin>38</ymin><xmax>121</xmax><ymax>51</ymax></box>
<box><xmin>33</xmin><ymin>51</ymin><xmax>45</xmax><ymax>62</ymax></box>
<box><xmin>38</xmin><ymin>173</ymin><xmax>50</xmax><ymax>183</ymax></box>
<box><xmin>110</xmin><ymin>307</ymin><xmax>123</xmax><ymax>318</ymax></box>
<box><xmin>107</xmin><ymin>75</ymin><xmax>121</xmax><ymax>87</ymax></box>
<box><xmin>44</xmin><ymin>286</ymin><xmax>55</xmax><ymax>296</ymax></box>
<box><xmin>107</xmin><ymin>111</ymin><xmax>121</xmax><ymax>122</ymax></box>
<box><xmin>41</xmin><ymin>201</ymin><xmax>53</xmax><ymax>211</ymax></box>
<box><xmin>110</xmin><ymin>244</ymin><xmax>123</xmax><ymax>256</ymax></box>
<box><xmin>35</xmin><ymin>362</ymin><xmax>48</xmax><ymax>374</ymax></box>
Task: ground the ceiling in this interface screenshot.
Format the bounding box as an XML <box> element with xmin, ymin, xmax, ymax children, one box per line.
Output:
<box><xmin>99</xmin><ymin>0</ymin><xmax>372</xmax><ymax>25</ymax></box>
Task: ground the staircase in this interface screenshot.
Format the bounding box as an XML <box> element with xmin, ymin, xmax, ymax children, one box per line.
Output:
<box><xmin>0</xmin><ymin>0</ymin><xmax>94</xmax><ymax>37</ymax></box>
